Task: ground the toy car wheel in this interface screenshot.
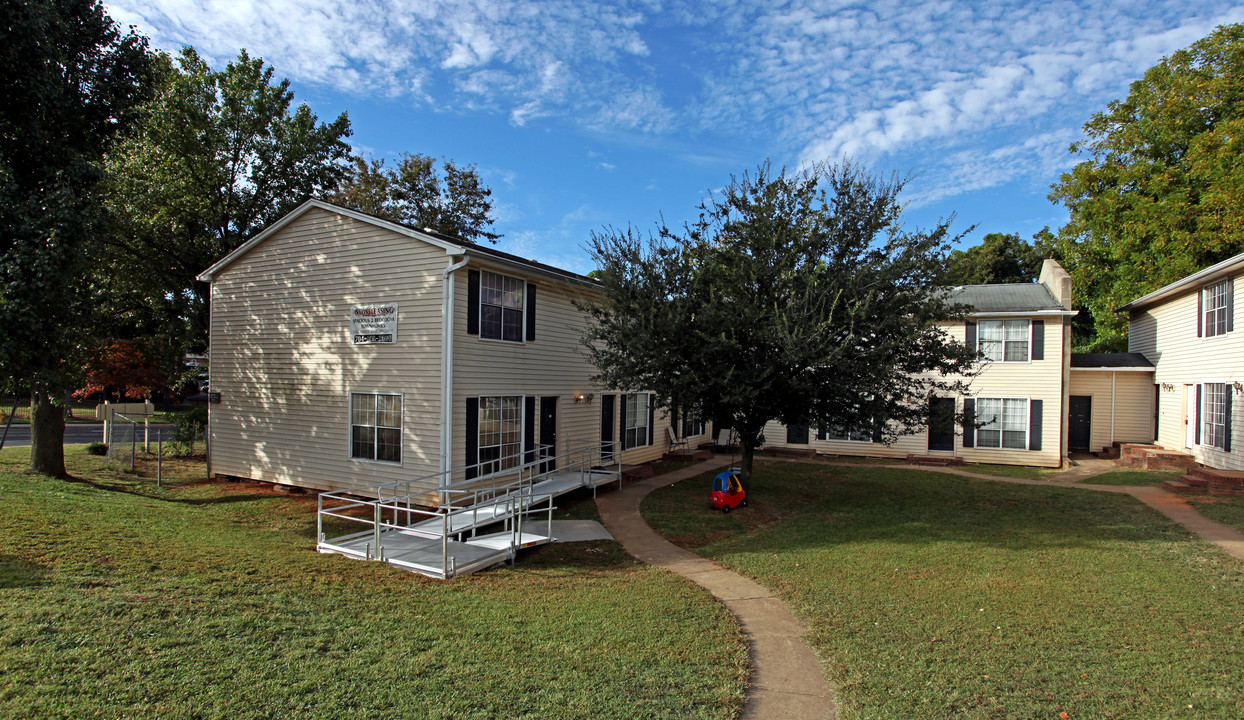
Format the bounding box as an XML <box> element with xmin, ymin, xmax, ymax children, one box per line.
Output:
<box><xmin>740</xmin><ymin>499</ymin><xmax>748</xmax><ymax>507</ymax></box>
<box><xmin>722</xmin><ymin>505</ymin><xmax>731</xmax><ymax>514</ymax></box>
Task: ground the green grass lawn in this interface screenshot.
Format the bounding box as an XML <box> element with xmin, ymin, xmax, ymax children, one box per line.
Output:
<box><xmin>1189</xmin><ymin>496</ymin><xmax>1244</xmax><ymax>536</ymax></box>
<box><xmin>643</xmin><ymin>460</ymin><xmax>1244</xmax><ymax>719</ymax></box>
<box><xmin>1082</xmin><ymin>469</ymin><xmax>1183</xmax><ymax>487</ymax></box>
<box><xmin>0</xmin><ymin>446</ymin><xmax>745</xmax><ymax>720</ymax></box>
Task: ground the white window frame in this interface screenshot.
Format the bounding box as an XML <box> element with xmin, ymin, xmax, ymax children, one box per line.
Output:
<box><xmin>1203</xmin><ymin>281</ymin><xmax>1230</xmax><ymax>338</ymax></box>
<box><xmin>478</xmin><ymin>395</ymin><xmax>524</xmax><ymax>476</ymax></box>
<box><xmin>625</xmin><ymin>393</ymin><xmax>651</xmax><ymax>449</ymax></box>
<box><xmin>479</xmin><ymin>269</ymin><xmax>525</xmax><ymax>343</ymax></box>
<box><xmin>1202</xmin><ymin>383</ymin><xmax>1228</xmax><ymax>450</ymax></box>
<box><xmin>825</xmin><ymin>426</ymin><xmax>874</xmax><ymax>444</ymax></box>
<box><xmin>977</xmin><ymin>319</ymin><xmax>1031</xmax><ymax>363</ymax></box>
<box><xmin>349</xmin><ymin>392</ymin><xmax>403</xmax><ymax>464</ymax></box>
<box><xmin>975</xmin><ymin>397</ymin><xmax>1030</xmax><ymax>450</ymax></box>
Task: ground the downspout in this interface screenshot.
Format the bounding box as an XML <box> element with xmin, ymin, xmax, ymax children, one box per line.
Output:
<box><xmin>440</xmin><ymin>251</ymin><xmax>470</xmax><ymax>482</ymax></box>
<box><xmin>1110</xmin><ymin>371</ymin><xmax>1116</xmax><ymax>446</ymax></box>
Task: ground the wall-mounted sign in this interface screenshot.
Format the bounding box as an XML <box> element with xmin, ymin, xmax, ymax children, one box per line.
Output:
<box><xmin>208</xmin><ymin>392</ymin><xmax>222</xmax><ymax>404</ymax></box>
<box><xmin>351</xmin><ymin>303</ymin><xmax>399</xmax><ymax>344</ymax></box>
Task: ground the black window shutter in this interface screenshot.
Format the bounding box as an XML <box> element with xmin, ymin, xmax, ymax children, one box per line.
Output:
<box><xmin>817</xmin><ymin>423</ymin><xmax>827</xmax><ymax>441</ymax></box>
<box><xmin>962</xmin><ymin>399</ymin><xmax>975</xmax><ymax>448</ymax></box>
<box><xmin>872</xmin><ymin>420</ymin><xmax>884</xmax><ymax>444</ymax></box>
<box><xmin>1031</xmin><ymin>320</ymin><xmax>1045</xmax><ymax>361</ymax></box>
<box><xmin>465</xmin><ymin>398</ymin><xmax>479</xmax><ymax>479</ymax></box>
<box><xmin>1228</xmin><ymin>278</ymin><xmax>1235</xmax><ymax>332</ymax></box>
<box><xmin>1197</xmin><ymin>289</ymin><xmax>1204</xmax><ymax>337</ymax></box>
<box><xmin>1029</xmin><ymin>399</ymin><xmax>1043</xmax><ymax>451</ymax></box>
<box><xmin>1196</xmin><ymin>384</ymin><xmax>1202</xmax><ymax>444</ymax></box>
<box><xmin>647</xmin><ymin>395</ymin><xmax>655</xmax><ymax>447</ymax></box>
<box><xmin>524</xmin><ymin>396</ymin><xmax>536</xmax><ymax>464</ymax></box>
<box><xmin>671</xmin><ymin>407</ymin><xmax>679</xmax><ymax>436</ymax></box>
<box><xmin>965</xmin><ymin>321</ymin><xmax>977</xmax><ymax>353</ymax></box>
<box><xmin>619</xmin><ymin>393</ymin><xmax>629</xmax><ymax>450</ymax></box>
<box><xmin>525</xmin><ymin>283</ymin><xmax>537</xmax><ymax>341</ymax></box>
<box><xmin>1224</xmin><ymin>390</ymin><xmax>1233</xmax><ymax>453</ymax></box>
<box><xmin>467</xmin><ymin>269</ymin><xmax>480</xmax><ymax>336</ymax></box>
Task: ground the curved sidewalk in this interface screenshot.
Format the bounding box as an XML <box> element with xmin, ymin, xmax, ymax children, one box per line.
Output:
<box><xmin>595</xmin><ymin>457</ymin><xmax>836</xmax><ymax>720</ymax></box>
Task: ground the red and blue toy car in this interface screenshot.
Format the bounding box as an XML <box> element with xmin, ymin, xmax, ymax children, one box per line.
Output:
<box><xmin>711</xmin><ymin>470</ymin><xmax>747</xmax><ymax>513</ymax></box>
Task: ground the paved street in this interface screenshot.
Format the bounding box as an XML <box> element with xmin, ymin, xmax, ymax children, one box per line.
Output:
<box><xmin>0</xmin><ymin>423</ymin><xmax>176</xmax><ymax>448</ymax></box>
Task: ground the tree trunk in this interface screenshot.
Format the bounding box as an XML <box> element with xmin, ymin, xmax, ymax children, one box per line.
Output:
<box><xmin>29</xmin><ymin>391</ymin><xmax>67</xmax><ymax>477</ymax></box>
<box><xmin>738</xmin><ymin>434</ymin><xmax>758</xmax><ymax>494</ymax></box>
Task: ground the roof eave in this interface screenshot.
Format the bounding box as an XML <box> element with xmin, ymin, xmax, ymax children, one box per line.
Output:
<box><xmin>1117</xmin><ymin>252</ymin><xmax>1244</xmax><ymax>313</ymax></box>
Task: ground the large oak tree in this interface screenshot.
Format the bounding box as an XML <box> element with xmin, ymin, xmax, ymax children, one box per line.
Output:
<box><xmin>581</xmin><ymin>162</ymin><xmax>979</xmax><ymax>485</ymax></box>
<box><xmin>1050</xmin><ymin>24</ymin><xmax>1244</xmax><ymax>351</ymax></box>
<box><xmin>0</xmin><ymin>0</ymin><xmax>154</xmax><ymax>475</ymax></box>
<box><xmin>104</xmin><ymin>48</ymin><xmax>353</xmax><ymax>355</ymax></box>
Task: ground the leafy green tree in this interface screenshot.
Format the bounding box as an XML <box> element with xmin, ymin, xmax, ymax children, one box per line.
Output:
<box><xmin>582</xmin><ymin>162</ymin><xmax>979</xmax><ymax>485</ymax></box>
<box><xmin>1050</xmin><ymin>23</ymin><xmax>1244</xmax><ymax>351</ymax></box>
<box><xmin>104</xmin><ymin>47</ymin><xmax>352</xmax><ymax>352</ymax></box>
<box><xmin>944</xmin><ymin>232</ymin><xmax>1045</xmax><ymax>285</ymax></box>
<box><xmin>329</xmin><ymin>153</ymin><xmax>501</xmax><ymax>243</ymax></box>
<box><xmin>0</xmin><ymin>0</ymin><xmax>153</xmax><ymax>475</ymax></box>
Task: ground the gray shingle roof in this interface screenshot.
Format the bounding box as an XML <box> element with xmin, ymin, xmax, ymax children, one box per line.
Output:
<box><xmin>1070</xmin><ymin>353</ymin><xmax>1155</xmax><ymax>369</ymax></box>
<box><xmin>946</xmin><ymin>283</ymin><xmax>1065</xmax><ymax>313</ymax></box>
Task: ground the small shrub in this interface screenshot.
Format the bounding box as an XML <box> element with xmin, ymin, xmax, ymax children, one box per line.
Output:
<box><xmin>86</xmin><ymin>442</ymin><xmax>108</xmax><ymax>456</ymax></box>
<box><xmin>167</xmin><ymin>408</ymin><xmax>208</xmax><ymax>457</ymax></box>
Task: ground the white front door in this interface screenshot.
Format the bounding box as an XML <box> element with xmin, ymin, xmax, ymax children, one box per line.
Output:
<box><xmin>1185</xmin><ymin>385</ymin><xmax>1196</xmax><ymax>449</ymax></box>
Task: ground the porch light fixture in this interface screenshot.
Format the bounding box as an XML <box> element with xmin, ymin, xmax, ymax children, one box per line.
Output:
<box><xmin>574</xmin><ymin>393</ymin><xmax>594</xmax><ymax>404</ymax></box>
<box><xmin>1161</xmin><ymin>383</ymin><xmax>1175</xmax><ymax>392</ymax></box>
<box><xmin>1234</xmin><ymin>382</ymin><xmax>1244</xmax><ymax>396</ymax></box>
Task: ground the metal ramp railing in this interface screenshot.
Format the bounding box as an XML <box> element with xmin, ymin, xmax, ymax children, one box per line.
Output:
<box><xmin>316</xmin><ymin>440</ymin><xmax>621</xmax><ymax>579</ymax></box>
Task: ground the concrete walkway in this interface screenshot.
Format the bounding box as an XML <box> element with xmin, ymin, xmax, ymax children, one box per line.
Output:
<box><xmin>595</xmin><ymin>456</ymin><xmax>836</xmax><ymax>720</ymax></box>
<box><xmin>596</xmin><ymin>453</ymin><xmax>1244</xmax><ymax>720</ymax></box>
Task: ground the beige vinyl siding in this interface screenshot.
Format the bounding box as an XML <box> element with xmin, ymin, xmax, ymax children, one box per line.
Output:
<box><xmin>207</xmin><ymin>207</ymin><xmax>448</xmax><ymax>493</ymax></box>
<box><xmin>1130</xmin><ymin>275</ymin><xmax>1242</xmax><ymax>470</ymax></box>
<box><xmin>764</xmin><ymin>316</ymin><xmax>1067</xmax><ymax>467</ymax></box>
<box><xmin>450</xmin><ymin>261</ymin><xmax>674</xmax><ymax>479</ymax></box>
<box><xmin>1068</xmin><ymin>370</ymin><xmax>1155</xmax><ymax>452</ymax></box>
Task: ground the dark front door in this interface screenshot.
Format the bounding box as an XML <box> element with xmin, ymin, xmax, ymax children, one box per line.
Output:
<box><xmin>600</xmin><ymin>395</ymin><xmax>615</xmax><ymax>462</ymax></box>
<box><xmin>928</xmin><ymin>397</ymin><xmax>955</xmax><ymax>451</ymax></box>
<box><xmin>1069</xmin><ymin>395</ymin><xmax>1092</xmax><ymax>451</ymax></box>
<box><xmin>540</xmin><ymin>396</ymin><xmax>557</xmax><ymax>472</ymax></box>
<box><xmin>786</xmin><ymin>423</ymin><xmax>809</xmax><ymax>445</ymax></box>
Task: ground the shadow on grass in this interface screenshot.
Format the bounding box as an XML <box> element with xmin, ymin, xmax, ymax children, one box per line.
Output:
<box><xmin>0</xmin><ymin>555</ymin><xmax>49</xmax><ymax>589</ymax></box>
<box><xmin>644</xmin><ymin>463</ymin><xmax>1194</xmax><ymax>555</ymax></box>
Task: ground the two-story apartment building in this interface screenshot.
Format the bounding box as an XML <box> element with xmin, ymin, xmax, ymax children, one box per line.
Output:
<box><xmin>761</xmin><ymin>261</ymin><xmax>1079</xmax><ymax>467</ymax></box>
<box><xmin>196</xmin><ymin>200</ymin><xmax>695</xmax><ymax>496</ymax></box>
<box><xmin>1120</xmin><ymin>253</ymin><xmax>1241</xmax><ymax>471</ymax></box>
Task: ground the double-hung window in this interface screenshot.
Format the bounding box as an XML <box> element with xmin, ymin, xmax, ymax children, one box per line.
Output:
<box><xmin>478</xmin><ymin>395</ymin><xmax>523</xmax><ymax>475</ymax></box>
<box><xmin>480</xmin><ymin>270</ymin><xmax>524</xmax><ymax>342</ymax></box>
<box><xmin>350</xmin><ymin>392</ymin><xmax>402</xmax><ymax>463</ymax></box>
<box><xmin>978</xmin><ymin>320</ymin><xmax>1030</xmax><ymax>362</ymax></box>
<box><xmin>625</xmin><ymin>393</ymin><xmax>651</xmax><ymax>449</ymax></box>
<box><xmin>1203</xmin><ymin>383</ymin><xmax>1228</xmax><ymax>449</ymax></box>
<box><xmin>826</xmin><ymin>426</ymin><xmax>872</xmax><ymax>443</ymax></box>
<box><xmin>976</xmin><ymin>397</ymin><xmax>1028</xmax><ymax>450</ymax></box>
<box><xmin>1203</xmin><ymin>281</ymin><xmax>1230</xmax><ymax>338</ymax></box>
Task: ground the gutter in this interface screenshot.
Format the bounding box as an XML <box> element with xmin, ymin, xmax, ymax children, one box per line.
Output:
<box><xmin>440</xmin><ymin>250</ymin><xmax>470</xmax><ymax>481</ymax></box>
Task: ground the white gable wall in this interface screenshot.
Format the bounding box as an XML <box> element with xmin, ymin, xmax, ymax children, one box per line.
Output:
<box><xmin>207</xmin><ymin>207</ymin><xmax>449</xmax><ymax>492</ymax></box>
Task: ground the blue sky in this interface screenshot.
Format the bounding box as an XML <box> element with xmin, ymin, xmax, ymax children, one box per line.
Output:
<box><xmin>107</xmin><ymin>0</ymin><xmax>1244</xmax><ymax>275</ymax></box>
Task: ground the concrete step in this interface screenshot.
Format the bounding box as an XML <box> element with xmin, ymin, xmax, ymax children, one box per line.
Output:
<box><xmin>906</xmin><ymin>454</ymin><xmax>965</xmax><ymax>466</ymax></box>
<box><xmin>662</xmin><ymin>448</ymin><xmax>713</xmax><ymax>462</ymax></box>
<box><xmin>620</xmin><ymin>464</ymin><xmax>654</xmax><ymax>482</ymax></box>
<box><xmin>1162</xmin><ymin>480</ymin><xmax>1193</xmax><ymax>494</ymax></box>
<box><xmin>758</xmin><ymin>446</ymin><xmax>817</xmax><ymax>459</ymax></box>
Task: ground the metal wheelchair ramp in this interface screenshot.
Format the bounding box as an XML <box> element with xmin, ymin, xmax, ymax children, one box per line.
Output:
<box><xmin>317</xmin><ymin>441</ymin><xmax>622</xmax><ymax>579</ymax></box>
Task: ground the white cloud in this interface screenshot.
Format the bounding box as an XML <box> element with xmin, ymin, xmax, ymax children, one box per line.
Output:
<box><xmin>105</xmin><ymin>0</ymin><xmax>1244</xmax><ymax>209</ymax></box>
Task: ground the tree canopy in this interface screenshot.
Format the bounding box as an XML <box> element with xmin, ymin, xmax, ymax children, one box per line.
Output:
<box><xmin>0</xmin><ymin>0</ymin><xmax>154</xmax><ymax>475</ymax></box>
<box><xmin>1050</xmin><ymin>23</ymin><xmax>1244</xmax><ymax>351</ymax></box>
<box><xmin>328</xmin><ymin>153</ymin><xmax>501</xmax><ymax>244</ymax></box>
<box><xmin>582</xmin><ymin>162</ymin><xmax>978</xmax><ymax>484</ymax></box>
<box><xmin>943</xmin><ymin>232</ymin><xmax>1052</xmax><ymax>285</ymax></box>
<box><xmin>104</xmin><ymin>47</ymin><xmax>353</xmax><ymax>351</ymax></box>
